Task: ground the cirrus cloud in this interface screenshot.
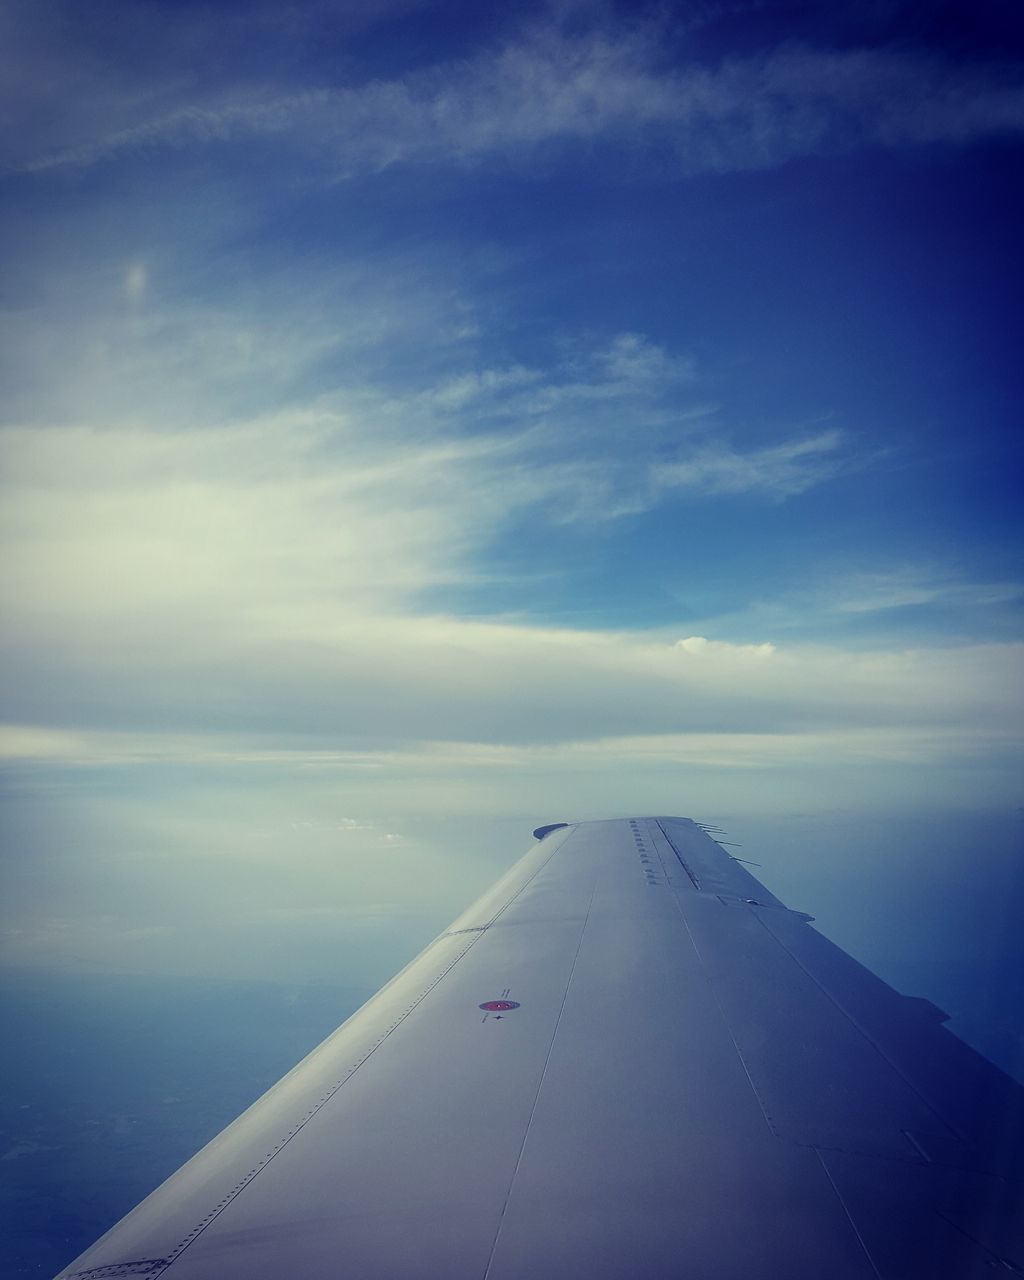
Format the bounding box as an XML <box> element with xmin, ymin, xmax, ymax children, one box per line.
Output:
<box><xmin>12</xmin><ymin>24</ymin><xmax>1024</xmax><ymax>177</ymax></box>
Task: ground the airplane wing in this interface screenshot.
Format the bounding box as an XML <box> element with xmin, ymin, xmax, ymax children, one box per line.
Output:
<box><xmin>54</xmin><ymin>817</ymin><xmax>1024</xmax><ymax>1279</ymax></box>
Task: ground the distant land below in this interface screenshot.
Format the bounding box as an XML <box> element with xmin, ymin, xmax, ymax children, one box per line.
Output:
<box><xmin>0</xmin><ymin>969</ymin><xmax>373</xmax><ymax>1280</ymax></box>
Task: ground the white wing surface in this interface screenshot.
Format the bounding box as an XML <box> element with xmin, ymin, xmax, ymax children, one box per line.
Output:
<box><xmin>55</xmin><ymin>818</ymin><xmax>1024</xmax><ymax>1279</ymax></box>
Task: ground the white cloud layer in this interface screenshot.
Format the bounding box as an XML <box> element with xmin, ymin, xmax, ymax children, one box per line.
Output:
<box><xmin>1</xmin><ymin>412</ymin><xmax>1020</xmax><ymax>769</ymax></box>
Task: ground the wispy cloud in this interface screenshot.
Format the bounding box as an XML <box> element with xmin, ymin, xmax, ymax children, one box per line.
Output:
<box><xmin>14</xmin><ymin>24</ymin><xmax>1024</xmax><ymax>176</ymax></box>
<box><xmin>653</xmin><ymin>428</ymin><xmax>846</xmax><ymax>499</ymax></box>
<box><xmin>417</xmin><ymin>333</ymin><xmax>694</xmax><ymax>419</ymax></box>
<box><xmin>663</xmin><ymin>565</ymin><xmax>1024</xmax><ymax>651</ymax></box>
<box><xmin>830</xmin><ymin>569</ymin><xmax>1024</xmax><ymax>615</ymax></box>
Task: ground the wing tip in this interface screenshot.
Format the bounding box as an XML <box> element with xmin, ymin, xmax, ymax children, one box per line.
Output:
<box><xmin>532</xmin><ymin>822</ymin><xmax>569</xmax><ymax>841</ymax></box>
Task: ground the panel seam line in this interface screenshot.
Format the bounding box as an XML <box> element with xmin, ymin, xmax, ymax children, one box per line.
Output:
<box><xmin>668</xmin><ymin>882</ymin><xmax>779</xmax><ymax>1137</ymax></box>
<box><xmin>481</xmin><ymin>876</ymin><xmax>598</xmax><ymax>1280</ymax></box>
<box><xmin>751</xmin><ymin>909</ymin><xmax>968</xmax><ymax>1144</ymax></box>
<box><xmin>813</xmin><ymin>1148</ymin><xmax>883</xmax><ymax>1278</ymax></box>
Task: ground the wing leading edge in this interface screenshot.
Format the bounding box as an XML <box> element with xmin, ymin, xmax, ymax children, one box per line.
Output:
<box><xmin>55</xmin><ymin>818</ymin><xmax>1024</xmax><ymax>1279</ymax></box>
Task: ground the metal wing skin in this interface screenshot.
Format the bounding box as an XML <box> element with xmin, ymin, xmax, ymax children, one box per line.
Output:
<box><xmin>55</xmin><ymin>818</ymin><xmax>1024</xmax><ymax>1279</ymax></box>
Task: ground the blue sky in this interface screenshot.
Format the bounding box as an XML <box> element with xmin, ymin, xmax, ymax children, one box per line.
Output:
<box><xmin>1</xmin><ymin>0</ymin><xmax>1023</xmax><ymax>990</ymax></box>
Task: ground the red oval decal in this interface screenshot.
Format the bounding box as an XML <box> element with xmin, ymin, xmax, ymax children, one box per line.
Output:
<box><xmin>479</xmin><ymin>1000</ymin><xmax>520</xmax><ymax>1011</ymax></box>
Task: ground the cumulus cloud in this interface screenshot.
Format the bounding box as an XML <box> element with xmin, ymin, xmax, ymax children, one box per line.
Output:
<box><xmin>676</xmin><ymin>636</ymin><xmax>776</xmax><ymax>659</ymax></box>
